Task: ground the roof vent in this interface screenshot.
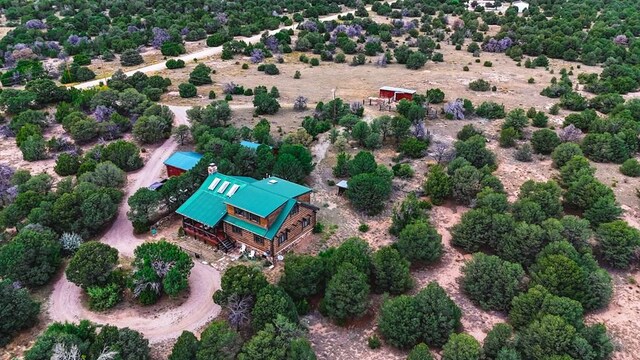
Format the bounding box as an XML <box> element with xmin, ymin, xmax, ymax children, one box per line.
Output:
<box><xmin>268</xmin><ymin>179</ymin><xmax>278</xmax><ymax>184</ymax></box>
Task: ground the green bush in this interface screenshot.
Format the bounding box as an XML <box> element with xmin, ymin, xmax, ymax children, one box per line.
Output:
<box><xmin>263</xmin><ymin>64</ymin><xmax>280</xmax><ymax>75</ymax></box>
<box><xmin>166</xmin><ymin>59</ymin><xmax>186</xmax><ymax>69</ymax></box>
<box><xmin>310</xmin><ymin>58</ymin><xmax>320</xmax><ymax>66</ymax></box>
<box><xmin>620</xmin><ymin>158</ymin><xmax>640</xmax><ymax>177</ymax></box>
<box><xmin>120</xmin><ymin>49</ymin><xmax>144</xmax><ymax>66</ymax></box>
<box><xmin>396</xmin><ymin>220</ymin><xmax>443</xmax><ymax>264</ymax></box>
<box><xmin>461</xmin><ymin>253</ymin><xmax>525</xmax><ymax>311</ymax></box>
<box><xmin>475</xmin><ymin>101</ymin><xmax>505</xmax><ymax>119</ymax></box>
<box><xmin>442</xmin><ymin>333</ymin><xmax>482</xmax><ymax>360</ymax></box>
<box><xmin>531</xmin><ymin>129</ymin><xmax>560</xmax><ymax>154</ymax></box>
<box><xmin>469</xmin><ymin>79</ymin><xmax>491</xmax><ymax>91</ymax></box>
<box><xmin>551</xmin><ymin>142</ymin><xmax>583</xmax><ymax>168</ymax></box>
<box><xmin>0</xmin><ymin>279</ymin><xmax>40</xmax><ymax>347</ymax></box>
<box><xmin>178</xmin><ymin>83</ymin><xmax>197</xmax><ymax>98</ymax></box>
<box><xmin>368</xmin><ymin>335</ymin><xmax>382</xmax><ymax>349</ymax></box>
<box><xmin>87</xmin><ymin>283</ymin><xmax>122</xmax><ymax>311</ymax></box>
<box><xmin>484</xmin><ymin>61</ymin><xmax>493</xmax><ymax>67</ymax></box>
<box><xmin>596</xmin><ymin>220</ymin><xmax>640</xmax><ymax>269</ymax></box>
<box><xmin>398</xmin><ymin>137</ymin><xmax>428</xmax><ymax>158</ymax></box>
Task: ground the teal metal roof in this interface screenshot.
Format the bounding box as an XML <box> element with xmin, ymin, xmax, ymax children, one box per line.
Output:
<box><xmin>225</xmin><ymin>185</ymin><xmax>288</xmax><ymax>217</ymax></box>
<box><xmin>178</xmin><ymin>172</ymin><xmax>313</xmax><ymax>240</ymax></box>
<box><xmin>176</xmin><ymin>173</ymin><xmax>249</xmax><ymax>226</ymax></box>
<box><xmin>264</xmin><ymin>198</ymin><xmax>297</xmax><ymax>239</ymax></box>
<box><xmin>240</xmin><ymin>140</ymin><xmax>271</xmax><ymax>151</ymax></box>
<box><xmin>251</xmin><ymin>177</ymin><xmax>312</xmax><ymax>199</ymax></box>
<box><xmin>176</xmin><ymin>191</ymin><xmax>227</xmax><ymax>227</ymax></box>
<box><xmin>164</xmin><ymin>152</ymin><xmax>203</xmax><ymax>171</ymax></box>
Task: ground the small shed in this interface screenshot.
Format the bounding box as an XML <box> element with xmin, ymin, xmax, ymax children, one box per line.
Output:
<box><xmin>164</xmin><ymin>151</ymin><xmax>203</xmax><ymax>177</ymax></box>
<box><xmin>336</xmin><ymin>180</ymin><xmax>348</xmax><ymax>196</ymax></box>
<box><xmin>240</xmin><ymin>140</ymin><xmax>273</xmax><ymax>151</ymax></box>
<box><xmin>379</xmin><ymin>86</ymin><xmax>417</xmax><ymax>102</ymax></box>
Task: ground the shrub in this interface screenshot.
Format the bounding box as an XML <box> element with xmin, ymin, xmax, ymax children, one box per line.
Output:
<box><xmin>423</xmin><ymin>164</ymin><xmax>452</xmax><ymax>205</ymax></box>
<box><xmin>66</xmin><ymin>242</ymin><xmax>119</xmax><ymax>289</ymax></box>
<box><xmin>442</xmin><ymin>333</ymin><xmax>482</xmax><ymax>360</ymax></box>
<box><xmin>463</xmin><ymin>66</ymin><xmax>470</xmax><ymax>71</ymax></box>
<box><xmin>54</xmin><ymin>153</ymin><xmax>80</xmax><ymax>176</ymax></box>
<box><xmin>432</xmin><ymin>52</ymin><xmax>444</xmax><ymax>62</ymax></box>
<box><xmin>469</xmin><ymin>79</ymin><xmax>491</xmax><ymax>92</ymax></box>
<box><xmin>484</xmin><ymin>61</ymin><xmax>493</xmax><ymax>67</ymax></box>
<box><xmin>398</xmin><ymin>137</ymin><xmax>428</xmax><ymax>158</ymax></box>
<box><xmin>531</xmin><ymin>129</ymin><xmax>560</xmax><ymax>154</ymax></box>
<box><xmin>461</xmin><ymin>253</ymin><xmax>525</xmax><ymax>312</ymax></box>
<box><xmin>499</xmin><ymin>127</ymin><xmax>518</xmax><ymax>148</ymax></box>
<box><xmin>208</xmin><ymin>90</ymin><xmax>216</xmax><ymax>99</ymax></box>
<box><xmin>475</xmin><ymin>101</ymin><xmax>505</xmax><ymax>119</ymax></box>
<box><xmin>372</xmin><ymin>246</ymin><xmax>413</xmax><ymax>294</ymax></box>
<box><xmin>0</xmin><ymin>229</ymin><xmax>61</xmax><ymax>287</ymax></box>
<box><xmin>294</xmin><ymin>70</ymin><xmax>301</xmax><ymax>79</ymax></box>
<box><xmin>596</xmin><ymin>221</ymin><xmax>640</xmax><ymax>269</ymax></box>
<box><xmin>483</xmin><ymin>324</ymin><xmax>514</xmax><ymax>360</ymax></box>
<box><xmin>87</xmin><ymin>283</ymin><xmax>122</xmax><ymax>311</ymax></box>
<box><xmin>178</xmin><ymin>83</ymin><xmax>197</xmax><ymax>98</ymax></box>
<box><xmin>551</xmin><ymin>143</ymin><xmax>583</xmax><ymax>168</ymax></box>
<box><xmin>368</xmin><ymin>335</ymin><xmax>382</xmax><ymax>349</ymax></box>
<box><xmin>620</xmin><ymin>158</ymin><xmax>640</xmax><ymax>177</ymax></box>
<box><xmin>396</xmin><ymin>220</ymin><xmax>443</xmax><ymax>264</ymax></box>
<box><xmin>279</xmin><ymin>254</ymin><xmax>326</xmax><ymax>301</ymax></box>
<box><xmin>426</xmin><ymin>88</ymin><xmax>445</xmax><ymax>104</ymax></box>
<box><xmin>0</xmin><ymin>279</ymin><xmax>40</xmax><ymax>346</ymax></box>
<box><xmin>408</xmin><ymin>344</ymin><xmax>434</xmax><ymax>360</ymax></box>
<box><xmin>378</xmin><ymin>282</ymin><xmax>461</xmax><ymax>349</ymax></box>
<box><xmin>323</xmin><ymin>263</ymin><xmax>370</xmax><ymax>323</ymax></box>
<box><xmin>532</xmin><ymin>111</ymin><xmax>549</xmax><ymax>127</ymax></box>
<box><xmin>358</xmin><ymin>224</ymin><xmax>370</xmax><ymax>232</ymax></box>
<box><xmin>242</xmin><ymin>63</ymin><xmax>249</xmax><ymax>69</ymax></box>
<box><xmin>549</xmin><ymin>103</ymin><xmax>560</xmax><ymax>115</ymax></box>
<box><xmin>528</xmin><ymin>77</ymin><xmax>535</xmax><ymax>83</ymax></box>
<box><xmin>406</xmin><ymin>52</ymin><xmax>428</xmax><ymax>69</ymax></box>
<box><xmin>251</xmin><ymin>285</ymin><xmax>298</xmax><ymax>331</ymax></box>
<box><xmin>120</xmin><ymin>49</ymin><xmax>144</xmax><ymax>66</ymax></box>
<box><xmin>263</xmin><ymin>64</ymin><xmax>280</xmax><ymax>75</ymax></box>
<box><xmin>310</xmin><ymin>58</ymin><xmax>320</xmax><ymax>66</ymax></box>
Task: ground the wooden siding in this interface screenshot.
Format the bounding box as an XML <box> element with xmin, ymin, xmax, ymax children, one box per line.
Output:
<box><xmin>226</xmin><ymin>204</ymin><xmax>268</xmax><ymax>229</ymax></box>
<box><xmin>166</xmin><ymin>165</ymin><xmax>186</xmax><ymax>177</ymax></box>
<box><xmin>274</xmin><ymin>204</ymin><xmax>316</xmax><ymax>253</ymax></box>
<box><xmin>223</xmin><ymin>222</ymin><xmax>271</xmax><ymax>254</ymax></box>
<box><xmin>296</xmin><ymin>192</ymin><xmax>311</xmax><ymax>203</ymax></box>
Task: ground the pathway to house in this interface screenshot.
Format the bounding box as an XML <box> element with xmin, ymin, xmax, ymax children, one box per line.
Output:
<box><xmin>47</xmin><ymin>105</ymin><xmax>223</xmax><ymax>343</ymax></box>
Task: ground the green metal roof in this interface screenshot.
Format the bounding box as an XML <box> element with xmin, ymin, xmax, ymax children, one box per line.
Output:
<box><xmin>178</xmin><ymin>172</ymin><xmax>314</xmax><ymax>240</ymax></box>
<box><xmin>164</xmin><ymin>152</ymin><xmax>203</xmax><ymax>171</ymax></box>
<box><xmin>176</xmin><ymin>173</ymin><xmax>249</xmax><ymax>226</ymax></box>
<box><xmin>251</xmin><ymin>177</ymin><xmax>312</xmax><ymax>199</ymax></box>
<box><xmin>225</xmin><ymin>185</ymin><xmax>288</xmax><ymax>217</ymax></box>
<box><xmin>264</xmin><ymin>198</ymin><xmax>297</xmax><ymax>239</ymax></box>
<box><xmin>176</xmin><ymin>191</ymin><xmax>227</xmax><ymax>227</ymax></box>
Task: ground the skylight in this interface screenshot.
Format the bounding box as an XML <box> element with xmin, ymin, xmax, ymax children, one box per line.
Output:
<box><xmin>217</xmin><ymin>181</ymin><xmax>230</xmax><ymax>193</ymax></box>
<box><xmin>207</xmin><ymin>178</ymin><xmax>220</xmax><ymax>190</ymax></box>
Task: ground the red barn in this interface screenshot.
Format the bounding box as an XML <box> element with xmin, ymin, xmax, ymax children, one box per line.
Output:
<box><xmin>379</xmin><ymin>86</ymin><xmax>416</xmax><ymax>101</ymax></box>
<box><xmin>164</xmin><ymin>152</ymin><xmax>204</xmax><ymax>177</ymax></box>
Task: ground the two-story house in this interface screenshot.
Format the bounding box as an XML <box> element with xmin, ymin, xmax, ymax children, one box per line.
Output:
<box><xmin>176</xmin><ymin>165</ymin><xmax>317</xmax><ymax>260</ymax></box>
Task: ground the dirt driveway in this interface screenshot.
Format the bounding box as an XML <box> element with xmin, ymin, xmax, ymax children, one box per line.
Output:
<box><xmin>46</xmin><ymin>105</ymin><xmax>223</xmax><ymax>344</ymax></box>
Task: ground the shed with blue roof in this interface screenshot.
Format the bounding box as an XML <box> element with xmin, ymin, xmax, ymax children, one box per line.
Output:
<box><xmin>164</xmin><ymin>152</ymin><xmax>203</xmax><ymax>177</ymax></box>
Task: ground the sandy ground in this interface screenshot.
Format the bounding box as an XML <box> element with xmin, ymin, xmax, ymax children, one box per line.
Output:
<box><xmin>44</xmin><ymin>105</ymin><xmax>223</xmax><ymax>347</ymax></box>
<box><xmin>74</xmin><ymin>6</ymin><xmax>366</xmax><ymax>89</ymax></box>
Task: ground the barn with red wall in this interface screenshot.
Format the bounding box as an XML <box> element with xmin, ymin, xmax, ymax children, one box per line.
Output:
<box><xmin>379</xmin><ymin>86</ymin><xmax>417</xmax><ymax>101</ymax></box>
<box><xmin>164</xmin><ymin>152</ymin><xmax>204</xmax><ymax>177</ymax></box>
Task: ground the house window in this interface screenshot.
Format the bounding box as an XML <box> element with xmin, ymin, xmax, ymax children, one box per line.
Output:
<box><xmin>249</xmin><ymin>213</ymin><xmax>260</xmax><ymax>223</ymax></box>
<box><xmin>278</xmin><ymin>231</ymin><xmax>288</xmax><ymax>245</ymax></box>
<box><xmin>302</xmin><ymin>217</ymin><xmax>310</xmax><ymax>228</ymax></box>
<box><xmin>254</xmin><ymin>234</ymin><xmax>264</xmax><ymax>245</ymax></box>
<box><xmin>231</xmin><ymin>225</ymin><xmax>242</xmax><ymax>234</ymax></box>
<box><xmin>234</xmin><ymin>207</ymin><xmax>246</xmax><ymax>217</ymax></box>
<box><xmin>290</xmin><ymin>203</ymin><xmax>299</xmax><ymax>216</ymax></box>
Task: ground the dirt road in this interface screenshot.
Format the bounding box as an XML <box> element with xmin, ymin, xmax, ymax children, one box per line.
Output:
<box><xmin>47</xmin><ymin>105</ymin><xmax>222</xmax><ymax>343</ymax></box>
<box><xmin>72</xmin><ymin>8</ymin><xmax>362</xmax><ymax>90</ymax></box>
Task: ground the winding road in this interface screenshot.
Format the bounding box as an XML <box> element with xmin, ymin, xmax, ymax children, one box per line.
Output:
<box><xmin>47</xmin><ymin>104</ymin><xmax>224</xmax><ymax>343</ymax></box>
<box><xmin>48</xmin><ymin>5</ymin><xmax>365</xmax><ymax>344</ymax></box>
